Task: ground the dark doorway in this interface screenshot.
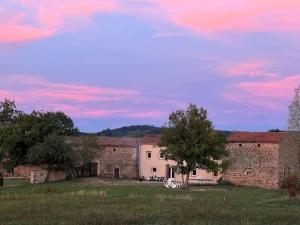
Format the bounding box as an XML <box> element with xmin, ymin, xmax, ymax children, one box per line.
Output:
<box><xmin>168</xmin><ymin>167</ymin><xmax>175</xmax><ymax>179</ymax></box>
<box><xmin>90</xmin><ymin>163</ymin><xmax>98</xmax><ymax>177</ymax></box>
<box><xmin>114</xmin><ymin>168</ymin><xmax>120</xmax><ymax>178</ymax></box>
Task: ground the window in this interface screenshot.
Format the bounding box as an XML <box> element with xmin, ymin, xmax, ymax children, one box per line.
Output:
<box><xmin>191</xmin><ymin>169</ymin><xmax>197</xmax><ymax>176</ymax></box>
<box><xmin>146</xmin><ymin>151</ymin><xmax>152</xmax><ymax>159</ymax></box>
<box><xmin>159</xmin><ymin>151</ymin><xmax>164</xmax><ymax>159</ymax></box>
<box><xmin>151</xmin><ymin>167</ymin><xmax>157</xmax><ymax>173</ymax></box>
<box><xmin>257</xmin><ymin>144</ymin><xmax>261</xmax><ymax>147</ymax></box>
<box><xmin>113</xmin><ymin>148</ymin><xmax>116</xmax><ymax>152</ymax></box>
<box><xmin>239</xmin><ymin>144</ymin><xmax>242</xmax><ymax>147</ymax></box>
<box><xmin>214</xmin><ymin>171</ymin><xmax>218</xmax><ymax>176</ymax></box>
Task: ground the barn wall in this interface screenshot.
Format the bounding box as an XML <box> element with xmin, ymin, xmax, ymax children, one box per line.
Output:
<box><xmin>224</xmin><ymin>143</ymin><xmax>280</xmax><ymax>189</ymax></box>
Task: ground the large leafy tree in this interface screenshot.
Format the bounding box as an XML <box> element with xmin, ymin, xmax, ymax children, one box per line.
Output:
<box><xmin>27</xmin><ymin>133</ymin><xmax>74</xmax><ymax>170</ymax></box>
<box><xmin>159</xmin><ymin>104</ymin><xmax>228</xmax><ymax>185</ymax></box>
<box><xmin>0</xmin><ymin>99</ymin><xmax>21</xmax><ymax>128</ymax></box>
<box><xmin>0</xmin><ymin>100</ymin><xmax>79</xmax><ymax>171</ymax></box>
<box><xmin>288</xmin><ymin>86</ymin><xmax>300</xmax><ymax>131</ymax></box>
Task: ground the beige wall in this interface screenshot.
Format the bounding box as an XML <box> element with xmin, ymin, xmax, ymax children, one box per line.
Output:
<box><xmin>140</xmin><ymin>144</ymin><xmax>220</xmax><ymax>183</ymax></box>
<box><xmin>224</xmin><ymin>143</ymin><xmax>280</xmax><ymax>189</ymax></box>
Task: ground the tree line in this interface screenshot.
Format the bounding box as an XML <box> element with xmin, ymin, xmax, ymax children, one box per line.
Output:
<box><xmin>0</xmin><ymin>99</ymin><xmax>97</xmax><ymax>173</ymax></box>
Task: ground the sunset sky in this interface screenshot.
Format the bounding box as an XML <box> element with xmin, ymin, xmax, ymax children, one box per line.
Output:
<box><xmin>1</xmin><ymin>0</ymin><xmax>300</xmax><ymax>132</ymax></box>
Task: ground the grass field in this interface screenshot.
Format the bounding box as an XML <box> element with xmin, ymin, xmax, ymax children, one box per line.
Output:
<box><xmin>0</xmin><ymin>178</ymin><xmax>300</xmax><ymax>225</ymax></box>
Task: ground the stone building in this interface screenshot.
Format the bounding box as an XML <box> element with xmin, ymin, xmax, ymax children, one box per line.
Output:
<box><xmin>93</xmin><ymin>137</ymin><xmax>139</xmax><ymax>179</ymax></box>
<box><xmin>224</xmin><ymin>132</ymin><xmax>300</xmax><ymax>189</ymax></box>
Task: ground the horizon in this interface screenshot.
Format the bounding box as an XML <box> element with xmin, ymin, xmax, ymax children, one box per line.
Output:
<box><xmin>1</xmin><ymin>1</ymin><xmax>300</xmax><ymax>132</ymax></box>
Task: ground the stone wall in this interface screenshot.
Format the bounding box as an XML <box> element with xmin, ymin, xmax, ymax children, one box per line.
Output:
<box><xmin>13</xmin><ymin>165</ymin><xmax>46</xmax><ymax>177</ymax></box>
<box><xmin>12</xmin><ymin>165</ymin><xmax>67</xmax><ymax>181</ymax></box>
<box><xmin>95</xmin><ymin>146</ymin><xmax>138</xmax><ymax>179</ymax></box>
<box><xmin>48</xmin><ymin>170</ymin><xmax>67</xmax><ymax>182</ymax></box>
<box><xmin>223</xmin><ymin>143</ymin><xmax>280</xmax><ymax>189</ymax></box>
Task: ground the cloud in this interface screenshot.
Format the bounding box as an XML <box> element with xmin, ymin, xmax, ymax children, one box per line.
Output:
<box><xmin>224</xmin><ymin>60</ymin><xmax>280</xmax><ymax>79</ymax></box>
<box><xmin>0</xmin><ymin>75</ymin><xmax>168</xmax><ymax>119</ymax></box>
<box><xmin>0</xmin><ymin>0</ymin><xmax>118</xmax><ymax>42</ymax></box>
<box><xmin>2</xmin><ymin>0</ymin><xmax>300</xmax><ymax>42</ymax></box>
<box><xmin>150</xmin><ymin>0</ymin><xmax>300</xmax><ymax>34</ymax></box>
<box><xmin>1</xmin><ymin>75</ymin><xmax>138</xmax><ymax>103</ymax></box>
<box><xmin>222</xmin><ymin>74</ymin><xmax>300</xmax><ymax>110</ymax></box>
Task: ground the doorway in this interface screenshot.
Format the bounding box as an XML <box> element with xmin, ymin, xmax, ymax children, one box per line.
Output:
<box><xmin>90</xmin><ymin>163</ymin><xmax>98</xmax><ymax>177</ymax></box>
<box><xmin>168</xmin><ymin>167</ymin><xmax>175</xmax><ymax>179</ymax></box>
<box><xmin>114</xmin><ymin>168</ymin><xmax>120</xmax><ymax>178</ymax></box>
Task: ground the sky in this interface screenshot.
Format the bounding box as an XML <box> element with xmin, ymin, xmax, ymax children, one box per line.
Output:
<box><xmin>1</xmin><ymin>0</ymin><xmax>300</xmax><ymax>132</ymax></box>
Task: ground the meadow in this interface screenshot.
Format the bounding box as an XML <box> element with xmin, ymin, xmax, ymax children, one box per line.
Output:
<box><xmin>0</xmin><ymin>179</ymin><xmax>300</xmax><ymax>225</ymax></box>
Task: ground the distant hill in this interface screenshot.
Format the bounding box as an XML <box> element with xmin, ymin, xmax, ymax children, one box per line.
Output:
<box><xmin>97</xmin><ymin>125</ymin><xmax>162</xmax><ymax>137</ymax></box>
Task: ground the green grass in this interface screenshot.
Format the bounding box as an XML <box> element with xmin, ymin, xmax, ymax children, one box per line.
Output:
<box><xmin>0</xmin><ymin>179</ymin><xmax>300</xmax><ymax>225</ymax></box>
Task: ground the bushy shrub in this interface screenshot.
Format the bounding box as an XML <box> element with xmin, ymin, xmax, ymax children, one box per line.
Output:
<box><xmin>217</xmin><ymin>177</ymin><xmax>234</xmax><ymax>186</ymax></box>
<box><xmin>282</xmin><ymin>174</ymin><xmax>299</xmax><ymax>197</ymax></box>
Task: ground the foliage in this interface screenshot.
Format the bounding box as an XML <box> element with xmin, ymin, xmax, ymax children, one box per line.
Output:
<box><xmin>67</xmin><ymin>135</ymin><xmax>99</xmax><ymax>169</ymax></box>
<box><xmin>159</xmin><ymin>104</ymin><xmax>228</xmax><ymax>185</ymax></box>
<box><xmin>0</xmin><ymin>99</ymin><xmax>21</xmax><ymax>129</ymax></box>
<box><xmin>0</xmin><ymin>99</ymin><xmax>79</xmax><ymax>170</ymax></box>
<box><xmin>27</xmin><ymin>133</ymin><xmax>74</xmax><ymax>170</ymax></box>
<box><xmin>288</xmin><ymin>86</ymin><xmax>300</xmax><ymax>131</ymax></box>
<box><xmin>98</xmin><ymin>125</ymin><xmax>162</xmax><ymax>137</ymax></box>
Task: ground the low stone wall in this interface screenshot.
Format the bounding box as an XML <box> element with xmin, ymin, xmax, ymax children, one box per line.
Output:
<box><xmin>48</xmin><ymin>170</ymin><xmax>67</xmax><ymax>182</ymax></box>
<box><xmin>13</xmin><ymin>165</ymin><xmax>67</xmax><ymax>182</ymax></box>
<box><xmin>13</xmin><ymin>165</ymin><xmax>46</xmax><ymax>177</ymax></box>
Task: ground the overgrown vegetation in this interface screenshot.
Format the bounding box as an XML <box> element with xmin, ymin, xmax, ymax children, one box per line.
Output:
<box><xmin>0</xmin><ymin>179</ymin><xmax>300</xmax><ymax>225</ymax></box>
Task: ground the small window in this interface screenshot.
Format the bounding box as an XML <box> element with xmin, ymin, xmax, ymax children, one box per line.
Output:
<box><xmin>239</xmin><ymin>144</ymin><xmax>242</xmax><ymax>147</ymax></box>
<box><xmin>151</xmin><ymin>167</ymin><xmax>157</xmax><ymax>173</ymax></box>
<box><xmin>113</xmin><ymin>148</ymin><xmax>116</xmax><ymax>152</ymax></box>
<box><xmin>257</xmin><ymin>144</ymin><xmax>261</xmax><ymax>147</ymax></box>
<box><xmin>214</xmin><ymin>171</ymin><xmax>218</xmax><ymax>177</ymax></box>
<box><xmin>159</xmin><ymin>152</ymin><xmax>164</xmax><ymax>159</ymax></box>
<box><xmin>146</xmin><ymin>152</ymin><xmax>152</xmax><ymax>159</ymax></box>
<box><xmin>246</xmin><ymin>170</ymin><xmax>251</xmax><ymax>175</ymax></box>
<box><xmin>191</xmin><ymin>169</ymin><xmax>197</xmax><ymax>176</ymax></box>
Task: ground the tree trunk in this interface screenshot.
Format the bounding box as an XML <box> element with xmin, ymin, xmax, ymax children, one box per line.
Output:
<box><xmin>185</xmin><ymin>172</ymin><xmax>190</xmax><ymax>186</ymax></box>
<box><xmin>181</xmin><ymin>172</ymin><xmax>185</xmax><ymax>184</ymax></box>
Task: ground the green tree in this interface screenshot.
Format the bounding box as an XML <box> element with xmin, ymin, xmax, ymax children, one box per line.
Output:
<box><xmin>0</xmin><ymin>100</ymin><xmax>79</xmax><ymax>170</ymax></box>
<box><xmin>0</xmin><ymin>99</ymin><xmax>21</xmax><ymax>128</ymax></box>
<box><xmin>27</xmin><ymin>133</ymin><xmax>74</xmax><ymax>170</ymax></box>
<box><xmin>67</xmin><ymin>135</ymin><xmax>98</xmax><ymax>172</ymax></box>
<box><xmin>159</xmin><ymin>104</ymin><xmax>228</xmax><ymax>185</ymax></box>
<box><xmin>0</xmin><ymin>99</ymin><xmax>21</xmax><ymax>161</ymax></box>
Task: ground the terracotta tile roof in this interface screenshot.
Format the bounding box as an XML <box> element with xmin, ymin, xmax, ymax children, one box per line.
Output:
<box><xmin>141</xmin><ymin>135</ymin><xmax>161</xmax><ymax>145</ymax></box>
<box><xmin>227</xmin><ymin>132</ymin><xmax>288</xmax><ymax>144</ymax></box>
<box><xmin>97</xmin><ymin>137</ymin><xmax>139</xmax><ymax>147</ymax></box>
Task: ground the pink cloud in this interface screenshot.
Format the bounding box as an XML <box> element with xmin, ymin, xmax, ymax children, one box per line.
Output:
<box><xmin>0</xmin><ymin>0</ymin><xmax>118</xmax><ymax>42</ymax></box>
<box><xmin>1</xmin><ymin>75</ymin><xmax>138</xmax><ymax>103</ymax></box>
<box><xmin>224</xmin><ymin>60</ymin><xmax>280</xmax><ymax>79</ymax></box>
<box><xmin>223</xmin><ymin>75</ymin><xmax>300</xmax><ymax>110</ymax></box>
<box><xmin>151</xmin><ymin>0</ymin><xmax>300</xmax><ymax>34</ymax></box>
<box><xmin>0</xmin><ymin>75</ymin><xmax>168</xmax><ymax>119</ymax></box>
